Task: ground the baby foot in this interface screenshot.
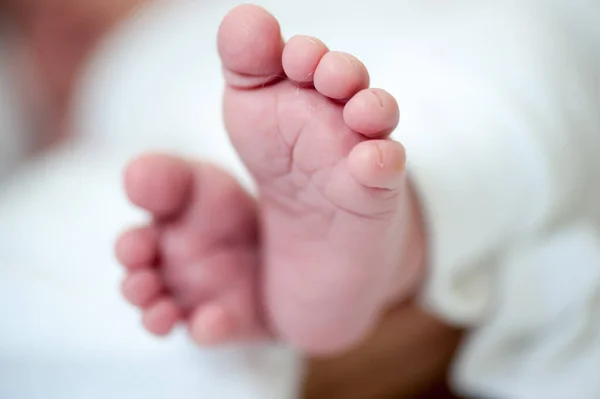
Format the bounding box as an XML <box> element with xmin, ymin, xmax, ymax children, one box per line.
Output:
<box><xmin>220</xmin><ymin>5</ymin><xmax>422</xmax><ymax>354</ymax></box>
<box><xmin>115</xmin><ymin>154</ymin><xmax>264</xmax><ymax>344</ymax></box>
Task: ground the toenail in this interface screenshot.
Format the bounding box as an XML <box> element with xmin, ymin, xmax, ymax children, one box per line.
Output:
<box><xmin>342</xmin><ymin>53</ymin><xmax>356</xmax><ymax>67</ymax></box>
<box><xmin>370</xmin><ymin>89</ymin><xmax>384</xmax><ymax>108</ymax></box>
<box><xmin>374</xmin><ymin>143</ymin><xmax>384</xmax><ymax>168</ymax></box>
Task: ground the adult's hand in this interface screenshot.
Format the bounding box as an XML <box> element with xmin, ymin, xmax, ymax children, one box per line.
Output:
<box><xmin>304</xmin><ymin>300</ymin><xmax>464</xmax><ymax>399</ymax></box>
<box><xmin>5</xmin><ymin>0</ymin><xmax>146</xmax><ymax>148</ymax></box>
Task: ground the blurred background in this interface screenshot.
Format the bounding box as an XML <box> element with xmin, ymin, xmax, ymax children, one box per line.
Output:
<box><xmin>0</xmin><ymin>0</ymin><xmax>593</xmax><ymax>398</ymax></box>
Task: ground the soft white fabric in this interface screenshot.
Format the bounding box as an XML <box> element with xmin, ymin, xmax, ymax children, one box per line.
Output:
<box><xmin>453</xmin><ymin>223</ymin><xmax>600</xmax><ymax>399</ymax></box>
<box><xmin>396</xmin><ymin>1</ymin><xmax>600</xmax><ymax>397</ymax></box>
<box><xmin>407</xmin><ymin>0</ymin><xmax>600</xmax><ymax>324</ymax></box>
<box><xmin>1</xmin><ymin>0</ymin><xmax>599</xmax><ymax>398</ymax></box>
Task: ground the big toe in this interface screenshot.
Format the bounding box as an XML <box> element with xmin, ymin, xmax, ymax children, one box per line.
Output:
<box><xmin>124</xmin><ymin>153</ymin><xmax>193</xmax><ymax>218</ymax></box>
<box><xmin>218</xmin><ymin>4</ymin><xmax>284</xmax><ymax>88</ymax></box>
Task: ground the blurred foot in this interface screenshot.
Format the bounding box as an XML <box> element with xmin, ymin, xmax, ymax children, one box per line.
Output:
<box><xmin>116</xmin><ymin>154</ymin><xmax>264</xmax><ymax>344</ymax></box>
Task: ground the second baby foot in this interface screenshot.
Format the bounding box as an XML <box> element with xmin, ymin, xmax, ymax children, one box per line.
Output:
<box><xmin>220</xmin><ymin>5</ymin><xmax>420</xmax><ymax>354</ymax></box>
<box><xmin>116</xmin><ymin>154</ymin><xmax>264</xmax><ymax>344</ymax></box>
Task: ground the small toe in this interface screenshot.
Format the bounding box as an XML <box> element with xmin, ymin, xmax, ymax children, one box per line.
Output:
<box><xmin>115</xmin><ymin>226</ymin><xmax>158</xmax><ymax>269</ymax></box>
<box><xmin>121</xmin><ymin>270</ymin><xmax>164</xmax><ymax>308</ymax></box>
<box><xmin>348</xmin><ymin>140</ymin><xmax>406</xmax><ymax>190</ymax></box>
<box><xmin>314</xmin><ymin>52</ymin><xmax>370</xmax><ymax>100</ymax></box>
<box><xmin>282</xmin><ymin>35</ymin><xmax>328</xmax><ymax>84</ymax></box>
<box><xmin>142</xmin><ymin>297</ymin><xmax>182</xmax><ymax>336</ymax></box>
<box><xmin>189</xmin><ymin>303</ymin><xmax>235</xmax><ymax>345</ymax></box>
<box><xmin>344</xmin><ymin>89</ymin><xmax>400</xmax><ymax>137</ymax></box>
<box><xmin>124</xmin><ymin>153</ymin><xmax>193</xmax><ymax>218</ymax></box>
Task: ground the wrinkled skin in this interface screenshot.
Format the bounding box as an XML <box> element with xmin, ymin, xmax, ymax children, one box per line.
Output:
<box><xmin>1</xmin><ymin>1</ymin><xmax>463</xmax><ymax>396</ymax></box>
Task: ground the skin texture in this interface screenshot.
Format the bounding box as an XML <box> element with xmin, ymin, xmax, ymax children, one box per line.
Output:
<box><xmin>117</xmin><ymin>4</ymin><xmax>427</xmax><ymax>356</ymax></box>
<box><xmin>5</xmin><ymin>0</ymin><xmax>462</xmax><ymax>395</ymax></box>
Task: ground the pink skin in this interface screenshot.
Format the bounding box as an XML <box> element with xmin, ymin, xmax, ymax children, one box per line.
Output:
<box><xmin>117</xmin><ymin>158</ymin><xmax>263</xmax><ymax>342</ymax></box>
<box><xmin>116</xmin><ymin>4</ymin><xmax>424</xmax><ymax>355</ymax></box>
<box><xmin>5</xmin><ymin>0</ymin><xmax>147</xmax><ymax>150</ymax></box>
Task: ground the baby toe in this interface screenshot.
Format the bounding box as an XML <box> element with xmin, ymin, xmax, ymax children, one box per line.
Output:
<box><xmin>344</xmin><ymin>88</ymin><xmax>400</xmax><ymax>137</ymax></box>
<box><xmin>115</xmin><ymin>225</ymin><xmax>158</xmax><ymax>270</ymax></box>
<box><xmin>124</xmin><ymin>153</ymin><xmax>193</xmax><ymax>218</ymax></box>
<box><xmin>282</xmin><ymin>35</ymin><xmax>328</xmax><ymax>84</ymax></box>
<box><xmin>142</xmin><ymin>297</ymin><xmax>182</xmax><ymax>336</ymax></box>
<box><xmin>121</xmin><ymin>269</ymin><xmax>163</xmax><ymax>308</ymax></box>
<box><xmin>189</xmin><ymin>303</ymin><xmax>235</xmax><ymax>345</ymax></box>
<box><xmin>218</xmin><ymin>4</ymin><xmax>285</xmax><ymax>88</ymax></box>
<box><xmin>348</xmin><ymin>140</ymin><xmax>406</xmax><ymax>190</ymax></box>
<box><xmin>314</xmin><ymin>52</ymin><xmax>370</xmax><ymax>100</ymax></box>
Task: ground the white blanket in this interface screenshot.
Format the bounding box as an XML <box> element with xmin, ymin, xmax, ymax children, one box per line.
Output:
<box><xmin>2</xmin><ymin>0</ymin><xmax>600</xmax><ymax>398</ymax></box>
